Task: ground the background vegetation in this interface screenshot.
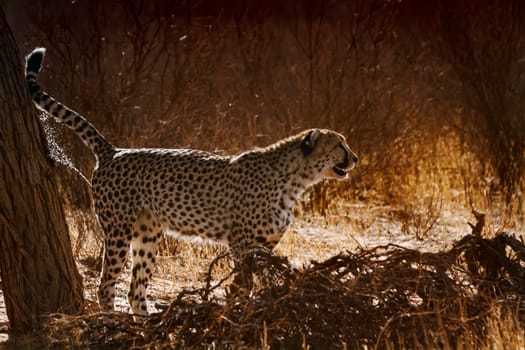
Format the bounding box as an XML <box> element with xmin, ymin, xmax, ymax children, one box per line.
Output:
<box><xmin>5</xmin><ymin>0</ymin><xmax>525</xmax><ymax>216</ymax></box>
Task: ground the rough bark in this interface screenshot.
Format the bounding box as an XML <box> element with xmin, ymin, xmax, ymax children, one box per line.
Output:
<box><xmin>0</xmin><ymin>7</ymin><xmax>84</xmax><ymax>340</ymax></box>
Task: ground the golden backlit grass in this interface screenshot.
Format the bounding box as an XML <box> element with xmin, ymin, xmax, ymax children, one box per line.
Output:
<box><xmin>45</xmin><ymin>211</ymin><xmax>525</xmax><ymax>349</ymax></box>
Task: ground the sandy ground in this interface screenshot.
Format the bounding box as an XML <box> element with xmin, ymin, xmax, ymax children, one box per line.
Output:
<box><xmin>0</xmin><ymin>202</ymin><xmax>515</xmax><ymax>344</ymax></box>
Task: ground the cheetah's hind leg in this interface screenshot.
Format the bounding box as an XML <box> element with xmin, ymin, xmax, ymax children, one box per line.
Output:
<box><xmin>128</xmin><ymin>208</ymin><xmax>162</xmax><ymax>316</ymax></box>
<box><xmin>97</xmin><ymin>220</ymin><xmax>132</xmax><ymax>312</ymax></box>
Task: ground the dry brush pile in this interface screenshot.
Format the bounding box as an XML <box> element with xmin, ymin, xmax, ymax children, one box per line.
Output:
<box><xmin>43</xmin><ymin>211</ymin><xmax>525</xmax><ymax>349</ymax></box>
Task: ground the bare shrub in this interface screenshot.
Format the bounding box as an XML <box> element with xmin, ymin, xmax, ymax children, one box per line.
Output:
<box><xmin>399</xmin><ymin>192</ymin><xmax>443</xmax><ymax>240</ymax></box>
<box><xmin>41</xmin><ymin>212</ymin><xmax>525</xmax><ymax>349</ymax></box>
<box><xmin>14</xmin><ymin>0</ymin><xmax>519</xmax><ymax>235</ymax></box>
<box><xmin>432</xmin><ymin>0</ymin><xmax>525</xmax><ymax>201</ymax></box>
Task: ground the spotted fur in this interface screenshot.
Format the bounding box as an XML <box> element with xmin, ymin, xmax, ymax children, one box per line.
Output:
<box><xmin>25</xmin><ymin>47</ymin><xmax>358</xmax><ymax>316</ymax></box>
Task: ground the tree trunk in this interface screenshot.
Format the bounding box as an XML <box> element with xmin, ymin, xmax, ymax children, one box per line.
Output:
<box><xmin>0</xmin><ymin>6</ymin><xmax>84</xmax><ymax>341</ymax></box>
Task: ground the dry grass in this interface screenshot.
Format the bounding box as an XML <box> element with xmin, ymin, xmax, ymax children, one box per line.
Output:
<box><xmin>33</xmin><ymin>211</ymin><xmax>525</xmax><ymax>349</ymax></box>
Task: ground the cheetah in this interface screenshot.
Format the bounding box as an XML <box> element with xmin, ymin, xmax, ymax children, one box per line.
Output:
<box><xmin>25</xmin><ymin>47</ymin><xmax>358</xmax><ymax>316</ymax></box>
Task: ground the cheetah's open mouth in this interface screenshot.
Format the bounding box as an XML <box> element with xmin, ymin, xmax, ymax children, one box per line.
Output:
<box><xmin>333</xmin><ymin>148</ymin><xmax>350</xmax><ymax>178</ymax></box>
<box><xmin>333</xmin><ymin>165</ymin><xmax>348</xmax><ymax>177</ymax></box>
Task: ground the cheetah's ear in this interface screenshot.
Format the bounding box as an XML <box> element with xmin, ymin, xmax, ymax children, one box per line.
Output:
<box><xmin>301</xmin><ymin>129</ymin><xmax>320</xmax><ymax>156</ymax></box>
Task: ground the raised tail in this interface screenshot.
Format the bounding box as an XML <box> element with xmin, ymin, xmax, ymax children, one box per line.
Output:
<box><xmin>25</xmin><ymin>47</ymin><xmax>115</xmax><ymax>161</ymax></box>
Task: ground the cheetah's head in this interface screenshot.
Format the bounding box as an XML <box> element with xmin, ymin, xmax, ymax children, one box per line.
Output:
<box><xmin>300</xmin><ymin>129</ymin><xmax>358</xmax><ymax>183</ymax></box>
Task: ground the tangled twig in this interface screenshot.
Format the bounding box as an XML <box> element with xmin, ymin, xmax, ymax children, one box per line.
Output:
<box><xmin>42</xmin><ymin>211</ymin><xmax>525</xmax><ymax>349</ymax></box>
